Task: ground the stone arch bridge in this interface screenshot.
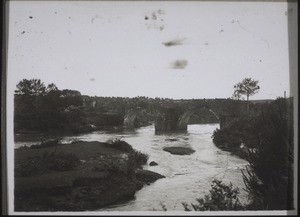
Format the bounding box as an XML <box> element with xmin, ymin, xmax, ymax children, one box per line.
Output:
<box><xmin>123</xmin><ymin>107</ymin><xmax>150</xmax><ymax>129</ymax></box>
<box><xmin>177</xmin><ymin>107</ymin><xmax>220</xmax><ymax>131</ymax></box>
<box><xmin>123</xmin><ymin>99</ymin><xmax>247</xmax><ymax>132</ymax></box>
<box><xmin>154</xmin><ymin>106</ymin><xmax>221</xmax><ymax>132</ymax></box>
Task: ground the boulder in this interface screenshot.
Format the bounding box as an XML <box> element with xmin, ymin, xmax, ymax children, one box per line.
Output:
<box><xmin>165</xmin><ymin>138</ymin><xmax>179</xmax><ymax>142</ymax></box>
<box><xmin>149</xmin><ymin>161</ymin><xmax>158</xmax><ymax>166</ymax></box>
<box><xmin>163</xmin><ymin>147</ymin><xmax>195</xmax><ymax>155</ymax></box>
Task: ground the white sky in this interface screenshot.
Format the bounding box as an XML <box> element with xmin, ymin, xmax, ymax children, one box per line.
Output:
<box><xmin>7</xmin><ymin>1</ymin><xmax>290</xmax><ymax>99</ymax></box>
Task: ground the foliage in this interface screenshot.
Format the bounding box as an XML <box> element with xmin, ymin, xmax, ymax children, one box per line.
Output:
<box><xmin>15</xmin><ymin>78</ymin><xmax>252</xmax><ymax>134</ymax></box>
<box><xmin>110</xmin><ymin>139</ymin><xmax>149</xmax><ymax>167</ymax></box>
<box><xmin>15</xmin><ymin>151</ymin><xmax>80</xmax><ymax>177</ymax></box>
<box><xmin>14</xmin><ymin>79</ymin><xmax>87</xmax><ymax>133</ymax></box>
<box><xmin>231</xmin><ymin>91</ymin><xmax>244</xmax><ymax>100</ymax></box>
<box><xmin>241</xmin><ymin>97</ymin><xmax>294</xmax><ymax>210</ymax></box>
<box><xmin>15</xmin><ymin>79</ymin><xmax>47</xmax><ymax>96</ymax></box>
<box><xmin>43</xmin><ymin>152</ymin><xmax>80</xmax><ymax>171</ymax></box>
<box><xmin>233</xmin><ymin>78</ymin><xmax>260</xmax><ymax>113</ymax></box>
<box><xmin>233</xmin><ymin>78</ymin><xmax>260</xmax><ymax>100</ymax></box>
<box><xmin>133</xmin><ymin>150</ymin><xmax>149</xmax><ymax>167</ymax></box>
<box><xmin>15</xmin><ymin>156</ymin><xmax>47</xmax><ymax>177</ymax></box>
<box><xmin>110</xmin><ymin>139</ymin><xmax>134</xmax><ymax>153</ymax></box>
<box><xmin>60</xmin><ymin>89</ymin><xmax>83</xmax><ymax>108</ymax></box>
<box><xmin>212</xmin><ymin>115</ymin><xmax>258</xmax><ymax>151</ymax></box>
<box><xmin>182</xmin><ymin>180</ymin><xmax>245</xmax><ymax>211</ymax></box>
<box><xmin>212</xmin><ymin>97</ymin><xmax>294</xmax><ymax>210</ymax></box>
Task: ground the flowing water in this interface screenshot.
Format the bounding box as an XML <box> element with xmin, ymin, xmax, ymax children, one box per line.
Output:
<box><xmin>15</xmin><ymin>123</ymin><xmax>249</xmax><ymax>211</ymax></box>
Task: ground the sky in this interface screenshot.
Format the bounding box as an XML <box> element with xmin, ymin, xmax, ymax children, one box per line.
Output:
<box><xmin>7</xmin><ymin>1</ymin><xmax>291</xmax><ymax>100</ymax></box>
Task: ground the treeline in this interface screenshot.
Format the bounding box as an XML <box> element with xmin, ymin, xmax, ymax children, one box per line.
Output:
<box><xmin>14</xmin><ymin>79</ymin><xmax>90</xmax><ymax>133</ymax></box>
<box><xmin>211</xmin><ymin>97</ymin><xmax>294</xmax><ymax>210</ymax></box>
<box><xmin>14</xmin><ymin>78</ymin><xmax>259</xmax><ymax>134</ymax></box>
<box><xmin>82</xmin><ymin>95</ymin><xmax>178</xmax><ymax>115</ymax></box>
<box><xmin>14</xmin><ymin>79</ymin><xmax>177</xmax><ymax>133</ymax></box>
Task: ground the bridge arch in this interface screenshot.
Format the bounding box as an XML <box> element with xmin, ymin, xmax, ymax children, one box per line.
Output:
<box><xmin>177</xmin><ymin>107</ymin><xmax>219</xmax><ymax>131</ymax></box>
<box><xmin>123</xmin><ymin>107</ymin><xmax>149</xmax><ymax>128</ymax></box>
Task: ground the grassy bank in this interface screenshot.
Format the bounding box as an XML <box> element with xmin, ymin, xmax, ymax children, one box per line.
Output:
<box><xmin>14</xmin><ymin>140</ymin><xmax>164</xmax><ymax>211</ymax></box>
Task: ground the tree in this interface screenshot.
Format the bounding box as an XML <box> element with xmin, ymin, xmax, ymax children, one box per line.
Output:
<box><xmin>233</xmin><ymin>78</ymin><xmax>260</xmax><ymax>113</ymax></box>
<box><xmin>231</xmin><ymin>91</ymin><xmax>244</xmax><ymax>101</ymax></box>
<box><xmin>15</xmin><ymin>79</ymin><xmax>46</xmax><ymax>96</ymax></box>
<box><xmin>46</xmin><ymin>83</ymin><xmax>59</xmax><ymax>93</ymax></box>
<box><xmin>60</xmin><ymin>89</ymin><xmax>83</xmax><ymax>107</ymax></box>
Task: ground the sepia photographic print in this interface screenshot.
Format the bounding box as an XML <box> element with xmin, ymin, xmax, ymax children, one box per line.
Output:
<box><xmin>2</xmin><ymin>0</ymin><xmax>298</xmax><ymax>215</ymax></box>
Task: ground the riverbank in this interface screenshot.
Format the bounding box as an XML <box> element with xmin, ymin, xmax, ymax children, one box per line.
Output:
<box><xmin>210</xmin><ymin>98</ymin><xmax>294</xmax><ymax>210</ymax></box>
<box><xmin>211</xmin><ymin>116</ymin><xmax>255</xmax><ymax>160</ymax></box>
<box><xmin>14</xmin><ymin>140</ymin><xmax>165</xmax><ymax>211</ymax></box>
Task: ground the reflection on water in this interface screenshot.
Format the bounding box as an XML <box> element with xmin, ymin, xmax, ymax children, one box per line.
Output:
<box><xmin>15</xmin><ymin>123</ymin><xmax>249</xmax><ymax>211</ymax></box>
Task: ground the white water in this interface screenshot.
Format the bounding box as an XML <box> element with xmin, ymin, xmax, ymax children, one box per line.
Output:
<box><xmin>15</xmin><ymin>123</ymin><xmax>249</xmax><ymax>211</ymax></box>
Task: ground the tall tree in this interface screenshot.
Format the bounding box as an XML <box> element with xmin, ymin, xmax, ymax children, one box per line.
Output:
<box><xmin>233</xmin><ymin>78</ymin><xmax>260</xmax><ymax>113</ymax></box>
<box><xmin>231</xmin><ymin>91</ymin><xmax>244</xmax><ymax>101</ymax></box>
<box><xmin>15</xmin><ymin>79</ymin><xmax>46</xmax><ymax>96</ymax></box>
<box><xmin>46</xmin><ymin>83</ymin><xmax>59</xmax><ymax>93</ymax></box>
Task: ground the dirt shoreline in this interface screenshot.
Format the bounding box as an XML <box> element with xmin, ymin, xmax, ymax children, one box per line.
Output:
<box><xmin>14</xmin><ymin>140</ymin><xmax>165</xmax><ymax>211</ymax></box>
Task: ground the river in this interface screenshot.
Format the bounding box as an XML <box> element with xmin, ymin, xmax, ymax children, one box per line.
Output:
<box><xmin>15</xmin><ymin>123</ymin><xmax>249</xmax><ymax>211</ymax></box>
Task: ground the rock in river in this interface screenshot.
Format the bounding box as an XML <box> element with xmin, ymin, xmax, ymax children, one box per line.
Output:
<box><xmin>149</xmin><ymin>161</ymin><xmax>158</xmax><ymax>166</ymax></box>
<box><xmin>163</xmin><ymin>146</ymin><xmax>195</xmax><ymax>155</ymax></box>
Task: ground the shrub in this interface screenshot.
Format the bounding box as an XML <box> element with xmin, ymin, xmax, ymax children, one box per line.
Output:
<box><xmin>15</xmin><ymin>156</ymin><xmax>47</xmax><ymax>177</ymax></box>
<box><xmin>42</xmin><ymin>152</ymin><xmax>80</xmax><ymax>171</ymax></box>
<box><xmin>241</xmin><ymin>97</ymin><xmax>294</xmax><ymax>210</ymax></box>
<box><xmin>182</xmin><ymin>180</ymin><xmax>245</xmax><ymax>211</ymax></box>
<box><xmin>110</xmin><ymin>139</ymin><xmax>134</xmax><ymax>153</ymax></box>
<box><xmin>212</xmin><ymin>115</ymin><xmax>259</xmax><ymax>151</ymax></box>
<box><xmin>212</xmin><ymin>97</ymin><xmax>294</xmax><ymax>210</ymax></box>
<box><xmin>110</xmin><ymin>139</ymin><xmax>149</xmax><ymax>167</ymax></box>
<box><xmin>15</xmin><ymin>151</ymin><xmax>80</xmax><ymax>177</ymax></box>
<box><xmin>134</xmin><ymin>150</ymin><xmax>149</xmax><ymax>167</ymax></box>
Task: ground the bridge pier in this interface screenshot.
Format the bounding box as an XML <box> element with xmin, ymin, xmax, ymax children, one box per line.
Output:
<box><xmin>154</xmin><ymin>108</ymin><xmax>182</xmax><ymax>132</ymax></box>
<box><xmin>154</xmin><ymin>106</ymin><xmax>221</xmax><ymax>132</ymax></box>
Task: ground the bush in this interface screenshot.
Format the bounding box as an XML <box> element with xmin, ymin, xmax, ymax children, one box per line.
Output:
<box><xmin>110</xmin><ymin>139</ymin><xmax>149</xmax><ymax>167</ymax></box>
<box><xmin>241</xmin><ymin>98</ymin><xmax>294</xmax><ymax>210</ymax></box>
<box><xmin>110</xmin><ymin>139</ymin><xmax>134</xmax><ymax>153</ymax></box>
<box><xmin>15</xmin><ymin>156</ymin><xmax>47</xmax><ymax>177</ymax></box>
<box><xmin>15</xmin><ymin>151</ymin><xmax>80</xmax><ymax>177</ymax></box>
<box><xmin>43</xmin><ymin>152</ymin><xmax>80</xmax><ymax>171</ymax></box>
<box><xmin>212</xmin><ymin>127</ymin><xmax>241</xmax><ymax>149</ymax></box>
<box><xmin>212</xmin><ymin>98</ymin><xmax>294</xmax><ymax>210</ymax></box>
<box><xmin>134</xmin><ymin>150</ymin><xmax>149</xmax><ymax>167</ymax></box>
<box><xmin>182</xmin><ymin>180</ymin><xmax>245</xmax><ymax>211</ymax></box>
<box><xmin>212</xmin><ymin>115</ymin><xmax>258</xmax><ymax>151</ymax></box>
